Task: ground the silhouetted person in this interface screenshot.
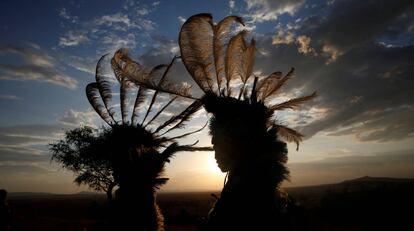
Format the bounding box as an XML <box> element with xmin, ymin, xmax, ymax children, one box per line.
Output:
<box><xmin>84</xmin><ymin>52</ymin><xmax>211</xmax><ymax>231</ymax></box>
<box><xmin>201</xmin><ymin>94</ymin><xmax>292</xmax><ymax>230</ymax></box>
<box><xmin>0</xmin><ymin>189</ymin><xmax>11</xmax><ymax>231</ymax></box>
<box><xmin>119</xmin><ymin>13</ymin><xmax>315</xmax><ymax>230</ymax></box>
<box><xmin>174</xmin><ymin>14</ymin><xmax>315</xmax><ymax>230</ymax></box>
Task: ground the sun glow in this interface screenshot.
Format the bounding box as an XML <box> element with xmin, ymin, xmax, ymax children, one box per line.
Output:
<box><xmin>206</xmin><ymin>152</ymin><xmax>223</xmax><ymax>174</ymax></box>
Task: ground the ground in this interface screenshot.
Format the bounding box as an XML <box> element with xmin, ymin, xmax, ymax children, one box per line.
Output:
<box><xmin>6</xmin><ymin>177</ymin><xmax>414</xmax><ymax>231</ymax></box>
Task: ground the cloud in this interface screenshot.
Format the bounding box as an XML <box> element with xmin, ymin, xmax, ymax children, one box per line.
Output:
<box><xmin>59</xmin><ymin>30</ymin><xmax>89</xmax><ymax>47</ymax></box>
<box><xmin>0</xmin><ymin>165</ymin><xmax>50</xmax><ymax>175</ymax></box>
<box><xmin>0</xmin><ymin>94</ymin><xmax>20</xmax><ymax>100</ymax></box>
<box><xmin>58</xmin><ymin>109</ymin><xmax>98</xmax><ymax>127</ymax></box>
<box><xmin>250</xmin><ymin>0</ymin><xmax>414</xmax><ymax>143</ymax></box>
<box><xmin>0</xmin><ymin>64</ymin><xmax>77</xmax><ymax>89</ymax></box>
<box><xmin>321</xmin><ymin>44</ymin><xmax>342</xmax><ymax>64</ymax></box>
<box><xmin>245</xmin><ymin>0</ymin><xmax>305</xmax><ymax>22</ymax></box>
<box><xmin>101</xmin><ymin>33</ymin><xmax>137</xmax><ymax>50</ymax></box>
<box><xmin>313</xmin><ymin>0</ymin><xmax>414</xmax><ymax>54</ymax></box>
<box><xmin>0</xmin><ymin>109</ymin><xmax>101</xmax><ymax>173</ymax></box>
<box><xmin>272</xmin><ymin>28</ymin><xmax>295</xmax><ymax>45</ymax></box>
<box><xmin>0</xmin><ymin>124</ymin><xmax>69</xmax><ymax>137</ymax></box>
<box><xmin>65</xmin><ymin>55</ymin><xmax>96</xmax><ymax>74</ymax></box>
<box><xmin>0</xmin><ymin>44</ymin><xmax>77</xmax><ymax>89</ymax></box>
<box><xmin>229</xmin><ymin>0</ymin><xmax>236</xmax><ymax>12</ymax></box>
<box><xmin>56</xmin><ymin>1</ymin><xmax>160</xmax><ymax>78</ymax></box>
<box><xmin>95</xmin><ymin>13</ymin><xmax>135</xmax><ymax>30</ymax></box>
<box><xmin>325</xmin><ymin>105</ymin><xmax>414</xmax><ymax>142</ymax></box>
<box><xmin>287</xmin><ymin>149</ymin><xmax>414</xmax><ymax>186</ymax></box>
<box><xmin>297</xmin><ymin>43</ymin><xmax>414</xmax><ymax>141</ymax></box>
<box><xmin>296</xmin><ymin>35</ymin><xmax>317</xmax><ymax>56</ymax></box>
<box><xmin>178</xmin><ymin>16</ymin><xmax>186</xmax><ymax>25</ymax></box>
<box><xmin>58</xmin><ymin>1</ymin><xmax>158</xmax><ymax>51</ymax></box>
<box><xmin>0</xmin><ymin>145</ymin><xmax>49</xmax><ymax>164</ymax></box>
<box><xmin>59</xmin><ymin>7</ymin><xmax>78</xmax><ymax>23</ymax></box>
<box><xmin>0</xmin><ymin>44</ymin><xmax>55</xmax><ymax>67</ymax></box>
<box><xmin>0</xmin><ymin>134</ymin><xmax>49</xmax><ymax>146</ymax></box>
<box><xmin>272</xmin><ymin>29</ymin><xmax>317</xmax><ymax>56</ymax></box>
<box><xmin>0</xmin><ymin>124</ymin><xmax>71</xmax><ymax>152</ymax></box>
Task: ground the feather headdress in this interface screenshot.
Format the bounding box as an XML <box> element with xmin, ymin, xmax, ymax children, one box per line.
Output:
<box><xmin>86</xmin><ymin>51</ymin><xmax>212</xmax><ymax>189</ymax></box>
<box><xmin>119</xmin><ymin>14</ymin><xmax>316</xmax><ymax>152</ymax></box>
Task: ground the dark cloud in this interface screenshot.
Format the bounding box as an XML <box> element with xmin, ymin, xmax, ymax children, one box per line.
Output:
<box><xmin>251</xmin><ymin>0</ymin><xmax>414</xmax><ymax>143</ymax></box>
<box><xmin>299</xmin><ymin>43</ymin><xmax>414</xmax><ymax>140</ymax></box>
<box><xmin>314</xmin><ymin>0</ymin><xmax>414</xmax><ymax>50</ymax></box>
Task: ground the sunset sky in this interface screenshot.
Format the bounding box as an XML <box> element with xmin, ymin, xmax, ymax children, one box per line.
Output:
<box><xmin>1</xmin><ymin>0</ymin><xmax>414</xmax><ymax>193</ymax></box>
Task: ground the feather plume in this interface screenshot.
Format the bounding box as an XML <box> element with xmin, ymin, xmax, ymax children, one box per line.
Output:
<box><xmin>214</xmin><ymin>16</ymin><xmax>244</xmax><ymax>94</ymax></box>
<box><xmin>225</xmin><ymin>31</ymin><xmax>247</xmax><ymax>96</ymax></box>
<box><xmin>257</xmin><ymin>68</ymin><xmax>294</xmax><ymax>101</ymax></box>
<box><xmin>165</xmin><ymin>121</ymin><xmax>208</xmax><ymax>141</ymax></box>
<box><xmin>179</xmin><ymin>13</ymin><xmax>215</xmax><ymax>93</ymax></box>
<box><xmin>144</xmin><ymin>96</ymin><xmax>178</xmax><ymax>128</ymax></box>
<box><xmin>243</xmin><ymin>38</ymin><xmax>256</xmax><ymax>83</ymax></box>
<box><xmin>131</xmin><ymin>86</ymin><xmax>147</xmax><ymax>126</ymax></box>
<box><xmin>112</xmin><ymin>49</ymin><xmax>149</xmax><ymax>84</ymax></box>
<box><xmin>111</xmin><ymin>57</ymin><xmax>123</xmax><ymax>83</ymax></box>
<box><xmin>275</xmin><ymin>124</ymin><xmax>304</xmax><ymax>151</ymax></box>
<box><xmin>120</xmin><ymin>79</ymin><xmax>132</xmax><ymax>125</ymax></box>
<box><xmin>237</xmin><ymin>38</ymin><xmax>256</xmax><ymax>99</ymax></box>
<box><xmin>85</xmin><ymin>83</ymin><xmax>113</xmax><ymax>125</ymax></box>
<box><xmin>159</xmin><ymin>101</ymin><xmax>203</xmax><ymax>135</ymax></box>
<box><xmin>154</xmin><ymin>100</ymin><xmax>203</xmax><ymax>134</ymax></box>
<box><xmin>269</xmin><ymin>92</ymin><xmax>317</xmax><ymax>111</ymax></box>
<box><xmin>140</xmin><ymin>80</ymin><xmax>196</xmax><ymax>100</ymax></box>
<box><xmin>141</xmin><ymin>57</ymin><xmax>177</xmax><ymax>126</ymax></box>
<box><xmin>112</xmin><ymin>50</ymin><xmax>197</xmax><ymax>100</ymax></box>
<box><xmin>161</xmin><ymin>142</ymin><xmax>213</xmax><ymax>163</ymax></box>
<box><xmin>96</xmin><ymin>54</ymin><xmax>116</xmax><ymax>121</ymax></box>
<box><xmin>148</xmin><ymin>64</ymin><xmax>168</xmax><ymax>79</ymax></box>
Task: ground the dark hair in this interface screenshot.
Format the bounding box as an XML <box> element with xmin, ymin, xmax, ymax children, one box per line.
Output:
<box><xmin>203</xmin><ymin>93</ymin><xmax>270</xmax><ymax>137</ymax></box>
<box><xmin>203</xmin><ymin>93</ymin><xmax>289</xmax><ymax>184</ymax></box>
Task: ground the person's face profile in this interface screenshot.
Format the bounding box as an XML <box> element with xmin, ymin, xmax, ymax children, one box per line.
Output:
<box><xmin>211</xmin><ymin>131</ymin><xmax>235</xmax><ymax>172</ymax></box>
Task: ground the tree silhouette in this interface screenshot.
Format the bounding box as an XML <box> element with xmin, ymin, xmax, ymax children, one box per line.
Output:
<box><xmin>120</xmin><ymin>14</ymin><xmax>316</xmax><ymax>230</ymax></box>
<box><xmin>53</xmin><ymin>52</ymin><xmax>212</xmax><ymax>231</ymax></box>
<box><xmin>50</xmin><ymin>126</ymin><xmax>116</xmax><ymax>201</ymax></box>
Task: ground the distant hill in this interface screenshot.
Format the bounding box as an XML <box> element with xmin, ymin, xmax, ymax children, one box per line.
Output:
<box><xmin>286</xmin><ymin>176</ymin><xmax>414</xmax><ymax>193</ymax></box>
<box><xmin>9</xmin><ymin>191</ymin><xmax>102</xmax><ymax>199</ymax></box>
<box><xmin>342</xmin><ymin>175</ymin><xmax>414</xmax><ymax>183</ymax></box>
<box><xmin>8</xmin><ymin>176</ymin><xmax>414</xmax><ymax>198</ymax></box>
<box><xmin>8</xmin><ymin>192</ymin><xmax>54</xmax><ymax>198</ymax></box>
